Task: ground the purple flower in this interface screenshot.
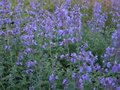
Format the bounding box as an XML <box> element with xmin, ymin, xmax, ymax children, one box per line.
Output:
<box><xmin>81</xmin><ymin>73</ymin><xmax>90</xmax><ymax>81</ymax></box>
<box><xmin>112</xmin><ymin>64</ymin><xmax>120</xmax><ymax>73</ymax></box>
<box><xmin>20</xmin><ymin>35</ymin><xmax>34</xmax><ymax>41</ymax></box>
<box><xmin>93</xmin><ymin>2</ymin><xmax>101</xmax><ymax>17</ymax></box>
<box><xmin>25</xmin><ymin>60</ymin><xmax>37</xmax><ymax>74</ymax></box>
<box><xmin>63</xmin><ymin>78</ymin><xmax>69</xmax><ymax>90</ymax></box>
<box><xmin>42</xmin><ymin>16</ymin><xmax>54</xmax><ymax>33</ymax></box>
<box><xmin>88</xmin><ymin>1</ymin><xmax>107</xmax><ymax>32</ymax></box>
<box><xmin>111</xmin><ymin>0</ymin><xmax>120</xmax><ymax>24</ymax></box>
<box><xmin>49</xmin><ymin>74</ymin><xmax>58</xmax><ymax>83</ymax></box>
<box><xmin>24</xmin><ymin>48</ymin><xmax>34</xmax><ymax>55</ymax></box>
<box><xmin>100</xmin><ymin>77</ymin><xmax>116</xmax><ymax>88</ymax></box>
<box><xmin>16</xmin><ymin>61</ymin><xmax>22</xmax><ymax>66</ymax></box>
<box><xmin>26</xmin><ymin>60</ymin><xmax>37</xmax><ymax>68</ymax></box>
<box><xmin>112</xmin><ymin>28</ymin><xmax>120</xmax><ymax>48</ymax></box>
<box><xmin>79</xmin><ymin>66</ymin><xmax>83</xmax><ymax>73</ymax></box>
<box><xmin>17</xmin><ymin>52</ymin><xmax>24</xmax><ymax>61</ymax></box>
<box><xmin>20</xmin><ymin>35</ymin><xmax>37</xmax><ymax>46</ymax></box>
<box><xmin>58</xmin><ymin>30</ymin><xmax>64</xmax><ymax>36</ymax></box>
<box><xmin>55</xmin><ymin>7</ymin><xmax>70</xmax><ymax>29</ymax></box>
<box><xmin>49</xmin><ymin>74</ymin><xmax>55</xmax><ymax>82</ymax></box>
<box><xmin>107</xmin><ymin>62</ymin><xmax>112</xmax><ymax>68</ymax></box>
<box><xmin>78</xmin><ymin>78</ymin><xmax>83</xmax><ymax>90</ymax></box>
<box><xmin>60</xmin><ymin>54</ymin><xmax>65</xmax><ymax>59</ymax></box>
<box><xmin>94</xmin><ymin>64</ymin><xmax>101</xmax><ymax>71</ymax></box>
<box><xmin>70</xmin><ymin>58</ymin><xmax>77</xmax><ymax>63</ymax></box>
<box><xmin>49</xmin><ymin>74</ymin><xmax>58</xmax><ymax>90</ymax></box>
<box><xmin>70</xmin><ymin>5</ymin><xmax>81</xmax><ymax>30</ymax></box>
<box><xmin>116</xmin><ymin>86</ymin><xmax>120</xmax><ymax>90</ymax></box>
<box><xmin>26</xmin><ymin>69</ymin><xmax>33</xmax><ymax>74</ymax></box>
<box><xmin>72</xmin><ymin>73</ymin><xmax>77</xmax><ymax>79</ymax></box>
<box><xmin>4</xmin><ymin>45</ymin><xmax>11</xmax><ymax>51</ymax></box>
<box><xmin>0</xmin><ymin>31</ymin><xmax>5</xmax><ymax>36</ymax></box>
<box><xmin>62</xmin><ymin>78</ymin><xmax>68</xmax><ymax>85</ymax></box>
<box><xmin>13</xmin><ymin>27</ymin><xmax>21</xmax><ymax>35</ymax></box>
<box><xmin>104</xmin><ymin>47</ymin><xmax>115</xmax><ymax>58</ymax></box>
<box><xmin>86</xmin><ymin>66</ymin><xmax>92</xmax><ymax>73</ymax></box>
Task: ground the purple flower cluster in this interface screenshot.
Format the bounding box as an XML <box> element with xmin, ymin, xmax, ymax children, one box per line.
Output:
<box><xmin>88</xmin><ymin>1</ymin><xmax>107</xmax><ymax>32</ymax></box>
<box><xmin>99</xmin><ymin>77</ymin><xmax>116</xmax><ymax>89</ymax></box>
<box><xmin>101</xmin><ymin>24</ymin><xmax>120</xmax><ymax>89</ymax></box>
<box><xmin>49</xmin><ymin>73</ymin><xmax>58</xmax><ymax>90</ymax></box>
<box><xmin>112</xmin><ymin>64</ymin><xmax>120</xmax><ymax>73</ymax></box>
<box><xmin>0</xmin><ymin>0</ymin><xmax>120</xmax><ymax>89</ymax></box>
<box><xmin>104</xmin><ymin>26</ymin><xmax>120</xmax><ymax>63</ymax></box>
<box><xmin>111</xmin><ymin>0</ymin><xmax>120</xmax><ymax>25</ymax></box>
<box><xmin>112</xmin><ymin>26</ymin><xmax>120</xmax><ymax>48</ymax></box>
<box><xmin>26</xmin><ymin>60</ymin><xmax>37</xmax><ymax>74</ymax></box>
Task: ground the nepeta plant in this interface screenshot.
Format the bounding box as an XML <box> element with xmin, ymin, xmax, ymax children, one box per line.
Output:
<box><xmin>0</xmin><ymin>0</ymin><xmax>120</xmax><ymax>90</ymax></box>
<box><xmin>111</xmin><ymin>0</ymin><xmax>120</xmax><ymax>25</ymax></box>
<box><xmin>88</xmin><ymin>1</ymin><xmax>107</xmax><ymax>32</ymax></box>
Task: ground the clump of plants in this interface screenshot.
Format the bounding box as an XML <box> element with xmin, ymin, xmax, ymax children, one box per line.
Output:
<box><xmin>0</xmin><ymin>0</ymin><xmax>120</xmax><ymax>90</ymax></box>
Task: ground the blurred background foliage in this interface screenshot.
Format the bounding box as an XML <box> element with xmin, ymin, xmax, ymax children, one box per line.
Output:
<box><xmin>10</xmin><ymin>0</ymin><xmax>112</xmax><ymax>11</ymax></box>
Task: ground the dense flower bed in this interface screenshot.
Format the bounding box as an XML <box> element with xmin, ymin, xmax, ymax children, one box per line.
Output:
<box><xmin>0</xmin><ymin>0</ymin><xmax>120</xmax><ymax>90</ymax></box>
